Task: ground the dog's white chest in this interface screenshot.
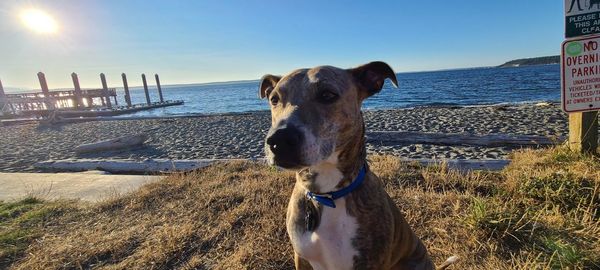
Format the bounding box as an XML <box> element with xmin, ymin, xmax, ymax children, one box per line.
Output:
<box><xmin>289</xmin><ymin>199</ymin><xmax>359</xmax><ymax>270</ymax></box>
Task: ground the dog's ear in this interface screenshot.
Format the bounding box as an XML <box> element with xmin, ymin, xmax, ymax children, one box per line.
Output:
<box><xmin>259</xmin><ymin>74</ymin><xmax>281</xmax><ymax>99</ymax></box>
<box><xmin>349</xmin><ymin>61</ymin><xmax>398</xmax><ymax>98</ymax></box>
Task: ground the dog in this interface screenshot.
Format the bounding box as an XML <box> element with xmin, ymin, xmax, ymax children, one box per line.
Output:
<box><xmin>259</xmin><ymin>61</ymin><xmax>456</xmax><ymax>269</ymax></box>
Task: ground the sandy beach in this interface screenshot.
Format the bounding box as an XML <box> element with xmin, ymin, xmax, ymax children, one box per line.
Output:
<box><xmin>0</xmin><ymin>103</ymin><xmax>568</xmax><ymax>172</ymax></box>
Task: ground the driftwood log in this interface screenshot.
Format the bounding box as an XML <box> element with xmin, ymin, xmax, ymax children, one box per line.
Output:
<box><xmin>34</xmin><ymin>159</ymin><xmax>251</xmax><ymax>174</ymax></box>
<box><xmin>75</xmin><ymin>134</ymin><xmax>148</xmax><ymax>154</ymax></box>
<box><xmin>366</xmin><ymin>131</ymin><xmax>560</xmax><ymax>147</ymax></box>
<box><xmin>34</xmin><ymin>158</ymin><xmax>509</xmax><ymax>174</ymax></box>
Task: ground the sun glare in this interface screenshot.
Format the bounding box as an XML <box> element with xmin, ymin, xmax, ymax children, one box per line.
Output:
<box><xmin>20</xmin><ymin>9</ymin><xmax>58</xmax><ymax>34</ymax></box>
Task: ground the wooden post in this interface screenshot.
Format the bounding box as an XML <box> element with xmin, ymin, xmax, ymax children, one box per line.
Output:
<box><xmin>0</xmin><ymin>78</ymin><xmax>5</xmax><ymax>112</ymax></box>
<box><xmin>0</xmin><ymin>78</ymin><xmax>15</xmax><ymax>114</ymax></box>
<box><xmin>569</xmin><ymin>111</ymin><xmax>599</xmax><ymax>154</ymax></box>
<box><xmin>71</xmin><ymin>73</ymin><xmax>83</xmax><ymax>109</ymax></box>
<box><xmin>100</xmin><ymin>73</ymin><xmax>112</xmax><ymax>108</ymax></box>
<box><xmin>142</xmin><ymin>73</ymin><xmax>151</xmax><ymax>105</ymax></box>
<box><xmin>0</xmin><ymin>77</ymin><xmax>5</xmax><ymax>98</ymax></box>
<box><xmin>37</xmin><ymin>72</ymin><xmax>54</xmax><ymax>110</ymax></box>
<box><xmin>121</xmin><ymin>73</ymin><xmax>132</xmax><ymax>107</ymax></box>
<box><xmin>155</xmin><ymin>74</ymin><xmax>164</xmax><ymax>102</ymax></box>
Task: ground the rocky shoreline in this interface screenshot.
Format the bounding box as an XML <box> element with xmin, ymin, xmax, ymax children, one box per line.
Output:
<box><xmin>0</xmin><ymin>103</ymin><xmax>568</xmax><ymax>172</ymax></box>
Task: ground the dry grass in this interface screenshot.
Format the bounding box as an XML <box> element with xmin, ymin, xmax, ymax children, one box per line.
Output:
<box><xmin>1</xmin><ymin>146</ymin><xmax>599</xmax><ymax>269</ymax></box>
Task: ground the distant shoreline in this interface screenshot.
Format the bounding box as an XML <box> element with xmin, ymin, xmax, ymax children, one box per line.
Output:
<box><xmin>497</xmin><ymin>55</ymin><xmax>560</xmax><ymax>68</ymax></box>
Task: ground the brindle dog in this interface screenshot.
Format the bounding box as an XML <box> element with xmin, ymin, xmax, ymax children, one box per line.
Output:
<box><xmin>259</xmin><ymin>62</ymin><xmax>455</xmax><ymax>270</ymax></box>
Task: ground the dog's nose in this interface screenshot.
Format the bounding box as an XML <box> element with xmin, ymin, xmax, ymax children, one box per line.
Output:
<box><xmin>266</xmin><ymin>125</ymin><xmax>303</xmax><ymax>155</ymax></box>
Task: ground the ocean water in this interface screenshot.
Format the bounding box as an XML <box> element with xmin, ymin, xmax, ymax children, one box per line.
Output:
<box><xmin>120</xmin><ymin>64</ymin><xmax>560</xmax><ymax>117</ymax></box>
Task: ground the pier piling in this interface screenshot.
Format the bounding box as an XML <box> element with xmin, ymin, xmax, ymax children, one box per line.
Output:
<box><xmin>0</xmin><ymin>78</ymin><xmax>5</xmax><ymax>110</ymax></box>
<box><xmin>0</xmin><ymin>78</ymin><xmax>10</xmax><ymax>114</ymax></box>
<box><xmin>37</xmin><ymin>72</ymin><xmax>54</xmax><ymax>110</ymax></box>
<box><xmin>100</xmin><ymin>73</ymin><xmax>112</xmax><ymax>109</ymax></box>
<box><xmin>155</xmin><ymin>74</ymin><xmax>164</xmax><ymax>102</ymax></box>
<box><xmin>0</xmin><ymin>78</ymin><xmax>5</xmax><ymax>98</ymax></box>
<box><xmin>121</xmin><ymin>73</ymin><xmax>132</xmax><ymax>107</ymax></box>
<box><xmin>71</xmin><ymin>73</ymin><xmax>83</xmax><ymax>108</ymax></box>
<box><xmin>142</xmin><ymin>74</ymin><xmax>151</xmax><ymax>105</ymax></box>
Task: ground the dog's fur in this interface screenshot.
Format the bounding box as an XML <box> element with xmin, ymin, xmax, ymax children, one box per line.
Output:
<box><xmin>260</xmin><ymin>62</ymin><xmax>452</xmax><ymax>270</ymax></box>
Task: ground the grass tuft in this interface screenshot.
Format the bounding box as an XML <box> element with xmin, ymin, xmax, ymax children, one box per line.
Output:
<box><xmin>518</xmin><ymin>172</ymin><xmax>597</xmax><ymax>214</ymax></box>
<box><xmin>0</xmin><ymin>197</ymin><xmax>43</xmax><ymax>222</ymax></box>
<box><xmin>542</xmin><ymin>237</ymin><xmax>583</xmax><ymax>269</ymax></box>
<box><xmin>0</xmin><ymin>198</ymin><xmax>77</xmax><ymax>268</ymax></box>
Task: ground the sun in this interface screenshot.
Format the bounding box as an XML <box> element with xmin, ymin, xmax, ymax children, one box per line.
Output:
<box><xmin>20</xmin><ymin>9</ymin><xmax>58</xmax><ymax>34</ymax></box>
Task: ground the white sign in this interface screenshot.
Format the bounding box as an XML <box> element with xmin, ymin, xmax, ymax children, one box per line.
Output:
<box><xmin>566</xmin><ymin>0</ymin><xmax>600</xmax><ymax>16</ymax></box>
<box><xmin>565</xmin><ymin>0</ymin><xmax>600</xmax><ymax>38</ymax></box>
<box><xmin>561</xmin><ymin>35</ymin><xmax>600</xmax><ymax>112</ymax></box>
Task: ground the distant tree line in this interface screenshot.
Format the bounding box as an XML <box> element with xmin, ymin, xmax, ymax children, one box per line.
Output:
<box><xmin>498</xmin><ymin>55</ymin><xmax>560</xmax><ymax>67</ymax></box>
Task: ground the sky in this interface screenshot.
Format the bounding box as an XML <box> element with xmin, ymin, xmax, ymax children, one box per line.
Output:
<box><xmin>0</xmin><ymin>0</ymin><xmax>564</xmax><ymax>90</ymax></box>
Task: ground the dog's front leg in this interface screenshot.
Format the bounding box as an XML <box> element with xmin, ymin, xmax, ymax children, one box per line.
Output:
<box><xmin>294</xmin><ymin>252</ymin><xmax>313</xmax><ymax>270</ymax></box>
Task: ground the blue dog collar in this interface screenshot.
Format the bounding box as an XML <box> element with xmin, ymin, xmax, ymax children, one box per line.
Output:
<box><xmin>305</xmin><ymin>165</ymin><xmax>367</xmax><ymax>208</ymax></box>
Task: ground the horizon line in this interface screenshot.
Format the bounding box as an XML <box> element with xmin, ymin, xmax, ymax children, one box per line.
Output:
<box><xmin>2</xmin><ymin>59</ymin><xmax>559</xmax><ymax>92</ymax></box>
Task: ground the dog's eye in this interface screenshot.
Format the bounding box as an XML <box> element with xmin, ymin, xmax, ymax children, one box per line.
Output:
<box><xmin>317</xmin><ymin>90</ymin><xmax>339</xmax><ymax>104</ymax></box>
<box><xmin>270</xmin><ymin>95</ymin><xmax>280</xmax><ymax>106</ymax></box>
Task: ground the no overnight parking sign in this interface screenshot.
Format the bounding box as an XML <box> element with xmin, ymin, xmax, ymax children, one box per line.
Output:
<box><xmin>561</xmin><ymin>35</ymin><xmax>600</xmax><ymax>112</ymax></box>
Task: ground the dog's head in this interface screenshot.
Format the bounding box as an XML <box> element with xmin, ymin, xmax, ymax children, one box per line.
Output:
<box><xmin>259</xmin><ymin>61</ymin><xmax>397</xmax><ymax>169</ymax></box>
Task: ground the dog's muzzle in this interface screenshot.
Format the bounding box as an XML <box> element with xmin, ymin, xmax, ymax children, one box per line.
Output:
<box><xmin>265</xmin><ymin>124</ymin><xmax>304</xmax><ymax>168</ymax></box>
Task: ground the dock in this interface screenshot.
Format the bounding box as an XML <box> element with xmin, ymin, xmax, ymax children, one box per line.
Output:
<box><xmin>0</xmin><ymin>72</ymin><xmax>183</xmax><ymax>119</ymax></box>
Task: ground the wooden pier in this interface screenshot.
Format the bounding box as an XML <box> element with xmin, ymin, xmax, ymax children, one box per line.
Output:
<box><xmin>0</xmin><ymin>72</ymin><xmax>183</xmax><ymax>119</ymax></box>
